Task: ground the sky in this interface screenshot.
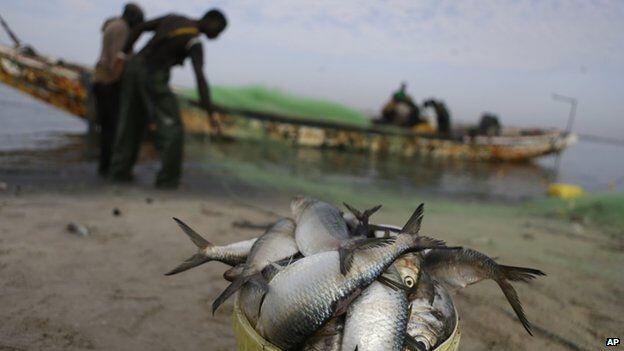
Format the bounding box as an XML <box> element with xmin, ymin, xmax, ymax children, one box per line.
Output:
<box><xmin>1</xmin><ymin>0</ymin><xmax>623</xmax><ymax>138</ymax></box>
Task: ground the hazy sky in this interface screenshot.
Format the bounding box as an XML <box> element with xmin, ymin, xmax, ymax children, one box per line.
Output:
<box><xmin>2</xmin><ymin>0</ymin><xmax>623</xmax><ymax>138</ymax></box>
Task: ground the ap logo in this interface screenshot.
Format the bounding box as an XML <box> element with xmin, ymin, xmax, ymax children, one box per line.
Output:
<box><xmin>606</xmin><ymin>337</ymin><xmax>620</xmax><ymax>347</ymax></box>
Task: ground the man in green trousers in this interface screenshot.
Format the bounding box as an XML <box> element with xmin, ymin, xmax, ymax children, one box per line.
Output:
<box><xmin>109</xmin><ymin>9</ymin><xmax>227</xmax><ymax>188</ymax></box>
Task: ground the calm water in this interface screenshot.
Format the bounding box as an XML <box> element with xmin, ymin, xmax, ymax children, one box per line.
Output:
<box><xmin>1</xmin><ymin>84</ymin><xmax>622</xmax><ymax>201</ymax></box>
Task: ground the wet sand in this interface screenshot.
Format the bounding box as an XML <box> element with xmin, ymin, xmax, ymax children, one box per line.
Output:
<box><xmin>0</xmin><ymin>180</ymin><xmax>621</xmax><ymax>351</ymax></box>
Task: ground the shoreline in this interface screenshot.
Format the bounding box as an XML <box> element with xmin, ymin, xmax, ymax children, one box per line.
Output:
<box><xmin>1</xmin><ymin>176</ymin><xmax>622</xmax><ymax>350</ymax></box>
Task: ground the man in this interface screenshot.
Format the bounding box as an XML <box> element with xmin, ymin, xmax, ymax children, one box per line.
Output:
<box><xmin>92</xmin><ymin>3</ymin><xmax>144</xmax><ymax>175</ymax></box>
<box><xmin>377</xmin><ymin>82</ymin><xmax>421</xmax><ymax>127</ymax></box>
<box><xmin>423</xmin><ymin>99</ymin><xmax>451</xmax><ymax>136</ymax></box>
<box><xmin>109</xmin><ymin>10</ymin><xmax>227</xmax><ymax>188</ymax></box>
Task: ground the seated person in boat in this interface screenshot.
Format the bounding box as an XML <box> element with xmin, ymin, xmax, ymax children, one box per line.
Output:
<box><xmin>423</xmin><ymin>99</ymin><xmax>452</xmax><ymax>136</ymax></box>
<box><xmin>109</xmin><ymin>9</ymin><xmax>227</xmax><ymax>189</ymax></box>
<box><xmin>471</xmin><ymin>113</ymin><xmax>502</xmax><ymax>137</ymax></box>
<box><xmin>92</xmin><ymin>3</ymin><xmax>144</xmax><ymax>176</ymax></box>
<box><xmin>375</xmin><ymin>82</ymin><xmax>422</xmax><ymax>127</ymax></box>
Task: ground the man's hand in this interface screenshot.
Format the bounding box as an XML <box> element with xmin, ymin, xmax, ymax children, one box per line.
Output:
<box><xmin>112</xmin><ymin>53</ymin><xmax>126</xmax><ymax>78</ymax></box>
<box><xmin>207</xmin><ymin>110</ymin><xmax>222</xmax><ymax>136</ymax></box>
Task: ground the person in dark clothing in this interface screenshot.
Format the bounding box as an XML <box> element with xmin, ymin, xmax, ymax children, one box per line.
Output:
<box><xmin>376</xmin><ymin>82</ymin><xmax>421</xmax><ymax>127</ymax></box>
<box><xmin>423</xmin><ymin>99</ymin><xmax>452</xmax><ymax>135</ymax></box>
<box><xmin>92</xmin><ymin>3</ymin><xmax>144</xmax><ymax>175</ymax></box>
<box><xmin>109</xmin><ymin>9</ymin><xmax>227</xmax><ymax>188</ymax></box>
<box><xmin>476</xmin><ymin>113</ymin><xmax>502</xmax><ymax>136</ymax></box>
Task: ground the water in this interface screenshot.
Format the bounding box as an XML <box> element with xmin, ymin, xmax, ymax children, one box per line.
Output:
<box><xmin>1</xmin><ymin>83</ymin><xmax>623</xmax><ymax>201</ymax></box>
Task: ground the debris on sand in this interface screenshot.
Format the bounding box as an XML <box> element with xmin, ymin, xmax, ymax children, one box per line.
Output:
<box><xmin>67</xmin><ymin>222</ymin><xmax>90</xmax><ymax>237</ymax></box>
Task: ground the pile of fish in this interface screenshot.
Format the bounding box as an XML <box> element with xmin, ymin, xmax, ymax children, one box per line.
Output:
<box><xmin>166</xmin><ymin>196</ymin><xmax>545</xmax><ymax>351</ymax></box>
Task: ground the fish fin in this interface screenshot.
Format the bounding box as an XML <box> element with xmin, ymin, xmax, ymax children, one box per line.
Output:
<box><xmin>401</xmin><ymin>203</ymin><xmax>425</xmax><ymax>234</ymax></box>
<box><xmin>172</xmin><ymin>217</ymin><xmax>212</xmax><ymax>249</ymax></box>
<box><xmin>362</xmin><ymin>204</ymin><xmax>382</xmax><ymax>221</ymax></box>
<box><xmin>496</xmin><ymin>279</ymin><xmax>533</xmax><ymax>336</ymax></box>
<box><xmin>414</xmin><ymin>271</ymin><xmax>435</xmax><ymax>305</ymax></box>
<box><xmin>500</xmin><ymin>265</ymin><xmax>546</xmax><ymax>283</ymax></box>
<box><xmin>338</xmin><ymin>247</ymin><xmax>354</xmax><ymax>276</ymax></box>
<box><xmin>343</xmin><ymin>203</ymin><xmax>382</xmax><ymax>224</ymax></box>
<box><xmin>212</xmin><ymin>270</ymin><xmax>264</xmax><ymax>315</ymax></box>
<box><xmin>343</xmin><ymin>202</ymin><xmax>363</xmax><ymax>220</ymax></box>
<box><xmin>165</xmin><ymin>253</ymin><xmax>210</xmax><ymax>276</ymax></box>
<box><xmin>165</xmin><ymin>218</ymin><xmax>214</xmax><ymax>275</ymax></box>
<box><xmin>332</xmin><ymin>287</ymin><xmax>362</xmax><ymax>317</ymax></box>
<box><xmin>222</xmin><ymin>263</ymin><xmax>246</xmax><ymax>282</ymax></box>
<box><xmin>378</xmin><ymin>275</ymin><xmax>409</xmax><ymax>291</ymax></box>
<box><xmin>339</xmin><ymin>237</ymin><xmax>396</xmax><ymax>275</ymax></box>
<box><xmin>411</xmin><ymin>236</ymin><xmax>448</xmax><ymax>251</ymax></box>
<box><xmin>248</xmin><ymin>274</ymin><xmax>269</xmax><ymax>292</ymax></box>
<box><xmin>404</xmin><ymin>335</ymin><xmax>428</xmax><ymax>351</ymax></box>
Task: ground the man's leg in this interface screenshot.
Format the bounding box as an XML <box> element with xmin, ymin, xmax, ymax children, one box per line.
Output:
<box><xmin>109</xmin><ymin>59</ymin><xmax>148</xmax><ymax>181</ymax></box>
<box><xmin>96</xmin><ymin>82</ymin><xmax>120</xmax><ymax>175</ymax></box>
<box><xmin>149</xmin><ymin>71</ymin><xmax>183</xmax><ymax>188</ymax></box>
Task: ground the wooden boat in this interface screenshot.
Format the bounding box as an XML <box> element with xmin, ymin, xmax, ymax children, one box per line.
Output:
<box><xmin>0</xmin><ymin>43</ymin><xmax>576</xmax><ymax>162</ymax></box>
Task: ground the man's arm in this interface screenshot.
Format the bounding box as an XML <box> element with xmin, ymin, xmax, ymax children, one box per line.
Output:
<box><xmin>189</xmin><ymin>43</ymin><xmax>221</xmax><ymax>134</ymax></box>
<box><xmin>121</xmin><ymin>16</ymin><xmax>164</xmax><ymax>54</ymax></box>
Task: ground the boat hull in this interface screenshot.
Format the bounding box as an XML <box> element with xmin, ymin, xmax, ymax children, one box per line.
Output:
<box><xmin>0</xmin><ymin>44</ymin><xmax>575</xmax><ymax>162</ymax></box>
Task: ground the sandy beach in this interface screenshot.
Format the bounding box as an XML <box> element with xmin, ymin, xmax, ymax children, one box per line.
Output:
<box><xmin>0</xmin><ymin>181</ymin><xmax>621</xmax><ymax>351</ymax></box>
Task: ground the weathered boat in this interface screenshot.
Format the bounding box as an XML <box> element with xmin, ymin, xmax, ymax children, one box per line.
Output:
<box><xmin>0</xmin><ymin>43</ymin><xmax>576</xmax><ymax>161</ymax></box>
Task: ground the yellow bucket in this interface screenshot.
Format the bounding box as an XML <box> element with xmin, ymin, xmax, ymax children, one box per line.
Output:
<box><xmin>232</xmin><ymin>295</ymin><xmax>461</xmax><ymax>351</ymax></box>
<box><xmin>547</xmin><ymin>183</ymin><xmax>584</xmax><ymax>199</ymax></box>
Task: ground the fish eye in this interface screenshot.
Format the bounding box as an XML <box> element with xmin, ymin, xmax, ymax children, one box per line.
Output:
<box><xmin>404</xmin><ymin>276</ymin><xmax>415</xmax><ymax>288</ymax></box>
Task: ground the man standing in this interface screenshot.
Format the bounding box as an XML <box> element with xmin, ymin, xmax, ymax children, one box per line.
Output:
<box><xmin>109</xmin><ymin>9</ymin><xmax>227</xmax><ymax>188</ymax></box>
<box><xmin>92</xmin><ymin>3</ymin><xmax>144</xmax><ymax>176</ymax></box>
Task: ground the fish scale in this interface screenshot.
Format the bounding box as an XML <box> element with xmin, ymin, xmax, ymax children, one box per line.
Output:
<box><xmin>342</xmin><ymin>267</ymin><xmax>409</xmax><ymax>351</ymax></box>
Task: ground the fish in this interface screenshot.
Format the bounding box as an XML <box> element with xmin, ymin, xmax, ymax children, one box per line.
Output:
<box><xmin>255</xmin><ymin>221</ymin><xmax>447</xmax><ymax>350</ymax></box>
<box><xmin>422</xmin><ymin>247</ymin><xmax>546</xmax><ymax>335</ymax></box>
<box><xmin>391</xmin><ymin>250</ymin><xmax>454</xmax><ymax>351</ymax></box>
<box><xmin>238</xmin><ymin>260</ymin><xmax>291</xmax><ymax>327</ymax></box>
<box><xmin>341</xmin><ymin>265</ymin><xmax>410</xmax><ymax>351</ymax></box>
<box><xmin>301</xmin><ymin>316</ymin><xmax>345</xmax><ymax>351</ymax></box>
<box><xmin>211</xmin><ymin>218</ymin><xmax>299</xmax><ymax>314</ymax></box>
<box><xmin>165</xmin><ymin>218</ymin><xmax>257</xmax><ymax>275</ymax></box>
<box><xmin>291</xmin><ymin>196</ymin><xmax>350</xmax><ymax>256</ymax></box>
<box><xmin>404</xmin><ymin>275</ymin><xmax>456</xmax><ymax>351</ymax></box>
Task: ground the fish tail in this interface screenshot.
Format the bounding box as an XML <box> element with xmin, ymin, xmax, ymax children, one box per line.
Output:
<box><xmin>165</xmin><ymin>218</ymin><xmax>214</xmax><ymax>276</ymax></box>
<box><xmin>496</xmin><ymin>279</ymin><xmax>534</xmax><ymax>336</ymax></box>
<box><xmin>339</xmin><ymin>237</ymin><xmax>396</xmax><ymax>275</ymax></box>
<box><xmin>401</xmin><ymin>203</ymin><xmax>425</xmax><ymax>235</ymax></box>
<box><xmin>223</xmin><ymin>263</ymin><xmax>246</xmax><ymax>282</ymax></box>
<box><xmin>212</xmin><ymin>269</ymin><xmax>267</xmax><ymax>315</ymax></box>
<box><xmin>499</xmin><ymin>265</ymin><xmax>546</xmax><ymax>283</ymax></box>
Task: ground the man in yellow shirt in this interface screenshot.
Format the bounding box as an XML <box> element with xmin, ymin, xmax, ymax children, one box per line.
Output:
<box><xmin>109</xmin><ymin>10</ymin><xmax>227</xmax><ymax>188</ymax></box>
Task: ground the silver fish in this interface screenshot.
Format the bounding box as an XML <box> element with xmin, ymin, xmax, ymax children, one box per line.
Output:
<box><xmin>238</xmin><ymin>261</ymin><xmax>288</xmax><ymax>327</ymax></box>
<box><xmin>165</xmin><ymin>218</ymin><xmax>257</xmax><ymax>275</ymax></box>
<box><xmin>342</xmin><ymin>266</ymin><xmax>409</xmax><ymax>351</ymax></box>
<box><xmin>422</xmin><ymin>248</ymin><xmax>545</xmax><ymax>335</ymax></box>
<box><xmin>301</xmin><ymin>316</ymin><xmax>344</xmax><ymax>351</ymax></box>
<box><xmin>405</xmin><ymin>276</ymin><xmax>456</xmax><ymax>351</ymax></box>
<box><xmin>256</xmin><ymin>231</ymin><xmax>445</xmax><ymax>350</ymax></box>
<box><xmin>291</xmin><ymin>196</ymin><xmax>350</xmax><ymax>256</ymax></box>
<box><xmin>212</xmin><ymin>218</ymin><xmax>298</xmax><ymax>314</ymax></box>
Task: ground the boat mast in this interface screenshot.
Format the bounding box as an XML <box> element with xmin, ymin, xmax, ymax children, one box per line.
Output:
<box><xmin>0</xmin><ymin>14</ymin><xmax>22</xmax><ymax>48</ymax></box>
<box><xmin>551</xmin><ymin>93</ymin><xmax>578</xmax><ymax>135</ymax></box>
